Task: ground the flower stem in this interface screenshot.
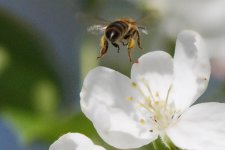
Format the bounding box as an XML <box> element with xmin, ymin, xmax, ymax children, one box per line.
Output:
<box><xmin>161</xmin><ymin>134</ymin><xmax>181</xmax><ymax>150</ymax></box>
<box><xmin>152</xmin><ymin>138</ymin><xmax>169</xmax><ymax>150</ymax></box>
<box><xmin>153</xmin><ymin>141</ymin><xmax>160</xmax><ymax>150</ymax></box>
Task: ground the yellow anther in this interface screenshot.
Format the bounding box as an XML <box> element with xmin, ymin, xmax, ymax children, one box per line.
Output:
<box><xmin>155</xmin><ymin>92</ymin><xmax>159</xmax><ymax>97</ymax></box>
<box><xmin>140</xmin><ymin>119</ymin><xmax>145</xmax><ymax>125</ymax></box>
<box><xmin>131</xmin><ymin>82</ymin><xmax>137</xmax><ymax>87</ymax></box>
<box><xmin>127</xmin><ymin>96</ymin><xmax>134</xmax><ymax>101</ymax></box>
<box><xmin>129</xmin><ymin>80</ymin><xmax>177</xmax><ymax>132</ymax></box>
<box><xmin>155</xmin><ymin>101</ymin><xmax>159</xmax><ymax>105</ymax></box>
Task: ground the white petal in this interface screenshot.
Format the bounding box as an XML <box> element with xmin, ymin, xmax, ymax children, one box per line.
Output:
<box><xmin>80</xmin><ymin>67</ymin><xmax>157</xmax><ymax>149</ymax></box>
<box><xmin>167</xmin><ymin>102</ymin><xmax>225</xmax><ymax>150</ymax></box>
<box><xmin>92</xmin><ymin>104</ymin><xmax>157</xmax><ymax>149</ymax></box>
<box><xmin>49</xmin><ymin>133</ymin><xmax>105</xmax><ymax>150</ymax></box>
<box><xmin>131</xmin><ymin>51</ymin><xmax>174</xmax><ymax>102</ymax></box>
<box><xmin>171</xmin><ymin>30</ymin><xmax>210</xmax><ymax>110</ymax></box>
<box><xmin>91</xmin><ymin>146</ymin><xmax>106</xmax><ymax>150</ymax></box>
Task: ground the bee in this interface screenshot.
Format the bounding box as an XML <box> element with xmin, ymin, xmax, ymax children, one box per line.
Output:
<box><xmin>88</xmin><ymin>18</ymin><xmax>148</xmax><ymax>62</ymax></box>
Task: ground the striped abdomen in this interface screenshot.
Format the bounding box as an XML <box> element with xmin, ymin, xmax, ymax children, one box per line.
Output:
<box><xmin>105</xmin><ymin>21</ymin><xmax>129</xmax><ymax>43</ymax></box>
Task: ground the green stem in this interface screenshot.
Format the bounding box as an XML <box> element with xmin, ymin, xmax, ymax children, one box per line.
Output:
<box><xmin>161</xmin><ymin>134</ymin><xmax>181</xmax><ymax>150</ymax></box>
<box><xmin>167</xmin><ymin>144</ymin><xmax>179</xmax><ymax>150</ymax></box>
<box><xmin>153</xmin><ymin>141</ymin><xmax>160</xmax><ymax>150</ymax></box>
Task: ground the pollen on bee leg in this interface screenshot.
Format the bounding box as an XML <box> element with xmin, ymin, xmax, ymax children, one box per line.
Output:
<box><xmin>128</xmin><ymin>38</ymin><xmax>135</xmax><ymax>49</ymax></box>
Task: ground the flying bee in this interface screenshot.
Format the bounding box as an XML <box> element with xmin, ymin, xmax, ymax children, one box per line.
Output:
<box><xmin>87</xmin><ymin>18</ymin><xmax>148</xmax><ymax>62</ymax></box>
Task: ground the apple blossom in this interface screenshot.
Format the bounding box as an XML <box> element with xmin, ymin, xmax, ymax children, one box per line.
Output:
<box><xmin>128</xmin><ymin>0</ymin><xmax>225</xmax><ymax>37</ymax></box>
<box><xmin>49</xmin><ymin>133</ymin><xmax>105</xmax><ymax>150</ymax></box>
<box><xmin>80</xmin><ymin>30</ymin><xmax>225</xmax><ymax>149</ymax></box>
<box><xmin>128</xmin><ymin>0</ymin><xmax>225</xmax><ymax>71</ymax></box>
<box><xmin>207</xmin><ymin>38</ymin><xmax>225</xmax><ymax>80</ymax></box>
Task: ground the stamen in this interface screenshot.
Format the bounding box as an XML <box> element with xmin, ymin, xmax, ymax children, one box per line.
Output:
<box><xmin>131</xmin><ymin>82</ymin><xmax>147</xmax><ymax>98</ymax></box>
<box><xmin>130</xmin><ymin>80</ymin><xmax>178</xmax><ymax>132</ymax></box>
<box><xmin>171</xmin><ymin>110</ymin><xmax>176</xmax><ymax>119</ymax></box>
<box><xmin>138</xmin><ymin>102</ymin><xmax>152</xmax><ymax>112</ymax></box>
<box><xmin>165</xmin><ymin>85</ymin><xmax>172</xmax><ymax>109</ymax></box>
<box><xmin>171</xmin><ymin>114</ymin><xmax>174</xmax><ymax>119</ymax></box>
<box><xmin>155</xmin><ymin>92</ymin><xmax>159</xmax><ymax>97</ymax></box>
<box><xmin>140</xmin><ymin>78</ymin><xmax>155</xmax><ymax>101</ymax></box>
<box><xmin>155</xmin><ymin>91</ymin><xmax>163</xmax><ymax>101</ymax></box>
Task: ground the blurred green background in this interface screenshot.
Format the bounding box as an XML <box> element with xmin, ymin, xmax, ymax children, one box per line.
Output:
<box><xmin>0</xmin><ymin>0</ymin><xmax>224</xmax><ymax>150</ymax></box>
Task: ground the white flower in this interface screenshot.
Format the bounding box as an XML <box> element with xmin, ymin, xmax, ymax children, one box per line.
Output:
<box><xmin>49</xmin><ymin>133</ymin><xmax>105</xmax><ymax>150</ymax></box>
<box><xmin>129</xmin><ymin>0</ymin><xmax>225</xmax><ymax>64</ymax></box>
<box><xmin>207</xmin><ymin>37</ymin><xmax>225</xmax><ymax>80</ymax></box>
<box><xmin>129</xmin><ymin>0</ymin><xmax>225</xmax><ymax>36</ymax></box>
<box><xmin>80</xmin><ymin>30</ymin><xmax>225</xmax><ymax>150</ymax></box>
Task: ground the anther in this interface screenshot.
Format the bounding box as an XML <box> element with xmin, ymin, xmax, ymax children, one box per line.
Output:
<box><xmin>155</xmin><ymin>92</ymin><xmax>159</xmax><ymax>97</ymax></box>
<box><xmin>140</xmin><ymin>119</ymin><xmax>145</xmax><ymax>125</ymax></box>
<box><xmin>131</xmin><ymin>82</ymin><xmax>137</xmax><ymax>87</ymax></box>
<box><xmin>171</xmin><ymin>114</ymin><xmax>174</xmax><ymax>119</ymax></box>
<box><xmin>178</xmin><ymin>114</ymin><xmax>182</xmax><ymax>119</ymax></box>
<box><xmin>127</xmin><ymin>96</ymin><xmax>134</xmax><ymax>101</ymax></box>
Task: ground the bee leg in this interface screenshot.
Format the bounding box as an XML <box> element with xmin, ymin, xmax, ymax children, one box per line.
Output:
<box><xmin>121</xmin><ymin>41</ymin><xmax>128</xmax><ymax>46</ymax></box>
<box><xmin>136</xmin><ymin>31</ymin><xmax>143</xmax><ymax>49</ymax></box>
<box><xmin>97</xmin><ymin>36</ymin><xmax>108</xmax><ymax>59</ymax></box>
<box><xmin>127</xmin><ymin>38</ymin><xmax>135</xmax><ymax>62</ymax></box>
<box><xmin>112</xmin><ymin>42</ymin><xmax>120</xmax><ymax>53</ymax></box>
<box><xmin>128</xmin><ymin>49</ymin><xmax>132</xmax><ymax>62</ymax></box>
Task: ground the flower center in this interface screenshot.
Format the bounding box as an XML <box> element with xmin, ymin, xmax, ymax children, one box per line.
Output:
<box><xmin>128</xmin><ymin>79</ymin><xmax>181</xmax><ymax>134</ymax></box>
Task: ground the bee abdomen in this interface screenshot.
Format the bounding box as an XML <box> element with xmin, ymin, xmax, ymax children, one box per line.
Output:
<box><xmin>109</xmin><ymin>21</ymin><xmax>128</xmax><ymax>33</ymax></box>
<box><xmin>105</xmin><ymin>21</ymin><xmax>128</xmax><ymax>42</ymax></box>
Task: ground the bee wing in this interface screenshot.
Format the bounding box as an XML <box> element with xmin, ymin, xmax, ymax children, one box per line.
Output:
<box><xmin>87</xmin><ymin>25</ymin><xmax>107</xmax><ymax>35</ymax></box>
<box><xmin>75</xmin><ymin>12</ymin><xmax>110</xmax><ymax>35</ymax></box>
<box><xmin>75</xmin><ymin>12</ymin><xmax>110</xmax><ymax>25</ymax></box>
<box><xmin>138</xmin><ymin>26</ymin><xmax>148</xmax><ymax>35</ymax></box>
